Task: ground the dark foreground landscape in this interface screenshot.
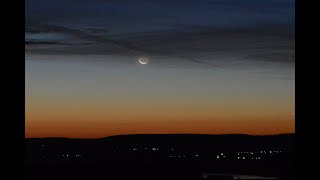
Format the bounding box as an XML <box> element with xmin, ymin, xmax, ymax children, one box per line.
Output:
<box><xmin>25</xmin><ymin>134</ymin><xmax>295</xmax><ymax>180</ymax></box>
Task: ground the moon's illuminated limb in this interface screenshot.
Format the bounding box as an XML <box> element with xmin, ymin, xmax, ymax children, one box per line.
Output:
<box><xmin>139</xmin><ymin>58</ymin><xmax>148</xmax><ymax>64</ymax></box>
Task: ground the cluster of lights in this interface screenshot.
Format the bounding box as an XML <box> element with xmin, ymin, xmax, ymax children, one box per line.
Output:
<box><xmin>132</xmin><ymin>147</ymin><xmax>176</xmax><ymax>151</ymax></box>
<box><xmin>61</xmin><ymin>154</ymin><xmax>82</xmax><ymax>158</ymax></box>
<box><xmin>238</xmin><ymin>151</ymin><xmax>256</xmax><ymax>154</ymax></box>
<box><xmin>217</xmin><ymin>153</ymin><xmax>226</xmax><ymax>159</ymax></box>
<box><xmin>170</xmin><ymin>155</ymin><xmax>186</xmax><ymax>158</ymax></box>
<box><xmin>238</xmin><ymin>150</ymin><xmax>282</xmax><ymax>155</ymax></box>
<box><xmin>217</xmin><ymin>150</ymin><xmax>283</xmax><ymax>161</ymax></box>
<box><xmin>169</xmin><ymin>154</ymin><xmax>199</xmax><ymax>158</ymax></box>
<box><xmin>132</xmin><ymin>147</ymin><xmax>159</xmax><ymax>151</ymax></box>
<box><xmin>128</xmin><ymin>147</ymin><xmax>282</xmax><ymax>161</ymax></box>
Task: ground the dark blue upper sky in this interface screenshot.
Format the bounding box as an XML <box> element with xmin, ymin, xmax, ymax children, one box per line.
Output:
<box><xmin>25</xmin><ymin>0</ymin><xmax>295</xmax><ymax>68</ymax></box>
<box><xmin>26</xmin><ymin>0</ymin><xmax>294</xmax><ymax>34</ymax></box>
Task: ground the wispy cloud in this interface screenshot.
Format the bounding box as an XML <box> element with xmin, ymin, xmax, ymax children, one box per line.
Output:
<box><xmin>25</xmin><ymin>0</ymin><xmax>294</xmax><ymax>68</ymax></box>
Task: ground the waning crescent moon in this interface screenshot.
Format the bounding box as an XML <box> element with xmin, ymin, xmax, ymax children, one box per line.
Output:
<box><xmin>139</xmin><ymin>58</ymin><xmax>148</xmax><ymax>64</ymax></box>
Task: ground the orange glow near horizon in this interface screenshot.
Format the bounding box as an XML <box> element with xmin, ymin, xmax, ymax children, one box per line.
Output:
<box><xmin>25</xmin><ymin>119</ymin><xmax>295</xmax><ymax>139</ymax></box>
<box><xmin>25</xmin><ymin>56</ymin><xmax>294</xmax><ymax>138</ymax></box>
<box><xmin>26</xmin><ymin>96</ymin><xmax>295</xmax><ymax>138</ymax></box>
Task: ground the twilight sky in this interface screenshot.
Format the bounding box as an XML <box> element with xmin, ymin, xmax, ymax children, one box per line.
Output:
<box><xmin>25</xmin><ymin>0</ymin><xmax>295</xmax><ymax>138</ymax></box>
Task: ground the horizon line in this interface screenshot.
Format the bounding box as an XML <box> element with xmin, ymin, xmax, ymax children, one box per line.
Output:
<box><xmin>25</xmin><ymin>132</ymin><xmax>295</xmax><ymax>140</ymax></box>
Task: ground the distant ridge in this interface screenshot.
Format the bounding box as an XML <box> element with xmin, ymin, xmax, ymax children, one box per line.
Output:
<box><xmin>26</xmin><ymin>133</ymin><xmax>295</xmax><ymax>140</ymax></box>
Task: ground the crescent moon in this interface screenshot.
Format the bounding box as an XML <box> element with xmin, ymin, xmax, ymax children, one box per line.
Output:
<box><xmin>139</xmin><ymin>58</ymin><xmax>148</xmax><ymax>64</ymax></box>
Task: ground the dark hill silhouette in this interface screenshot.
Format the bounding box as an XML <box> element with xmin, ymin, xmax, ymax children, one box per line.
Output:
<box><xmin>25</xmin><ymin>134</ymin><xmax>295</xmax><ymax>180</ymax></box>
